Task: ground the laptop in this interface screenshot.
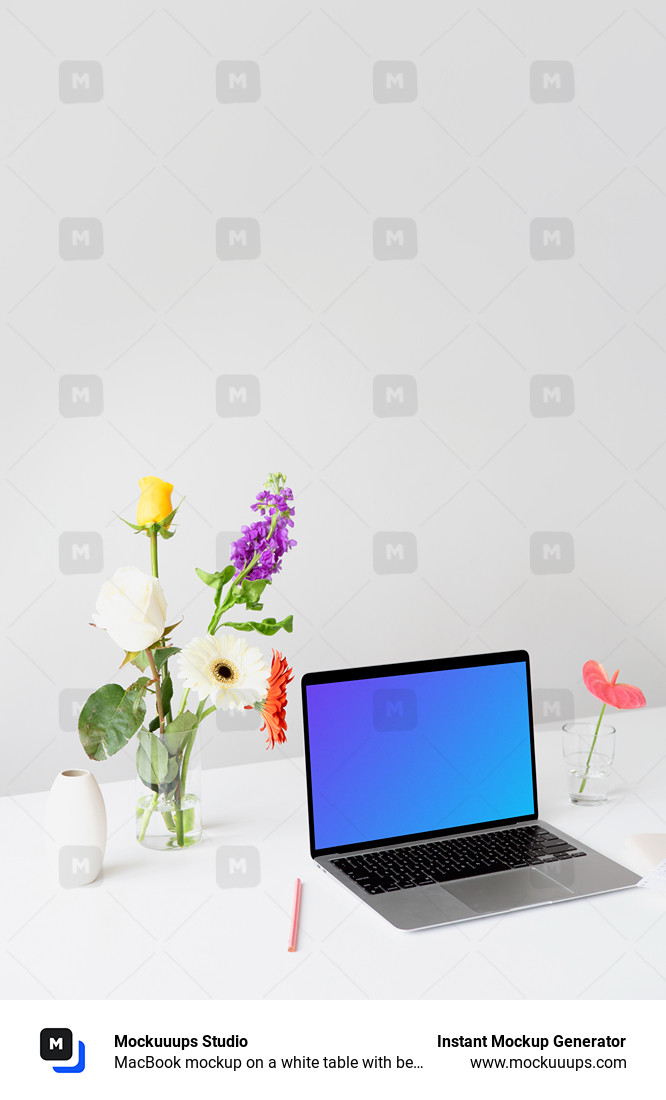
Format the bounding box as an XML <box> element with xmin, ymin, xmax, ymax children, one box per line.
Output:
<box><xmin>301</xmin><ymin>649</ymin><xmax>640</xmax><ymax>930</ymax></box>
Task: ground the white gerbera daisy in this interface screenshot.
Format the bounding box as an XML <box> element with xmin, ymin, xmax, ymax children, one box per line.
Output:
<box><xmin>176</xmin><ymin>634</ymin><xmax>270</xmax><ymax>711</ymax></box>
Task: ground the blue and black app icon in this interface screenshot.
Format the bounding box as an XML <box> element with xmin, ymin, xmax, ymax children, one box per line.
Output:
<box><xmin>40</xmin><ymin>1028</ymin><xmax>86</xmax><ymax>1073</ymax></box>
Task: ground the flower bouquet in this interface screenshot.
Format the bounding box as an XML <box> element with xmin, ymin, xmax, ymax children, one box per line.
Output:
<box><xmin>78</xmin><ymin>472</ymin><xmax>296</xmax><ymax>849</ymax></box>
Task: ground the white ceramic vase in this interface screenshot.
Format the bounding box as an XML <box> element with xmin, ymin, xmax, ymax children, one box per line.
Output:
<box><xmin>45</xmin><ymin>769</ymin><xmax>107</xmax><ymax>886</ymax></box>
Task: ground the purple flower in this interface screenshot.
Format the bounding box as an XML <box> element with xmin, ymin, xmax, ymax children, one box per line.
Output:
<box><xmin>230</xmin><ymin>474</ymin><xmax>296</xmax><ymax>581</ymax></box>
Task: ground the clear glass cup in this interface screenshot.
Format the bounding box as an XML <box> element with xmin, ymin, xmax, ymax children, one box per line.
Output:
<box><xmin>562</xmin><ymin>721</ymin><xmax>615</xmax><ymax>805</ymax></box>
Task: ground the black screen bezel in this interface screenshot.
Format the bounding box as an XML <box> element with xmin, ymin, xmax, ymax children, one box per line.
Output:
<box><xmin>301</xmin><ymin>649</ymin><xmax>538</xmax><ymax>857</ymax></box>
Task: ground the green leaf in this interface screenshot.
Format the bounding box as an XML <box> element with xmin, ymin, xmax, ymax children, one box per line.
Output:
<box><xmin>154</xmin><ymin>646</ymin><xmax>180</xmax><ymax>669</ymax></box>
<box><xmin>162</xmin><ymin>711</ymin><xmax>199</xmax><ymax>757</ymax></box>
<box><xmin>197</xmin><ymin>565</ymin><xmax>237</xmax><ymax>622</ymax></box>
<box><xmin>212</xmin><ymin>576</ymin><xmax>268</xmax><ymax>621</ymax></box>
<box><xmin>162</xmin><ymin>620</ymin><xmax>183</xmax><ymax>639</ymax></box>
<box><xmin>136</xmin><ymin>729</ymin><xmax>179</xmax><ymax>788</ymax></box>
<box><xmin>120</xmin><ymin>649</ymin><xmax>141</xmax><ymax>669</ymax></box>
<box><xmin>161</xmin><ymin>671</ymin><xmax>174</xmax><ymax>718</ymax></box>
<box><xmin>196</xmin><ymin>565</ymin><xmax>235</xmax><ymax>590</ymax></box>
<box><xmin>239</xmin><ymin>578</ymin><xmax>268</xmax><ymax>605</ymax></box>
<box><xmin>78</xmin><ymin>678</ymin><xmax>150</xmax><ymax>761</ymax></box>
<box><xmin>148</xmin><ymin>715</ymin><xmax>160</xmax><ymax>733</ymax></box>
<box><xmin>131</xmin><ymin>645</ymin><xmax>180</xmax><ymax>673</ymax></box>
<box><xmin>160</xmin><ymin>505</ymin><xmax>179</xmax><ymax>526</ymax></box>
<box><xmin>155</xmin><ymin>502</ymin><xmax>181</xmax><ymax>532</ymax></box>
<box><xmin>223</xmin><ymin>615</ymin><xmax>293</xmax><ymax>636</ymax></box>
<box><xmin>115</xmin><ymin>513</ymin><xmax>145</xmax><ymax>533</ymax></box>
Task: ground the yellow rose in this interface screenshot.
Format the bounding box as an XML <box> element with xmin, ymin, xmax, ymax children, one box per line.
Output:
<box><xmin>137</xmin><ymin>476</ymin><xmax>174</xmax><ymax>527</ymax></box>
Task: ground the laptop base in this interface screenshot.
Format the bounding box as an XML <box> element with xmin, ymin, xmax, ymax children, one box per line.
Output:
<box><xmin>316</xmin><ymin>820</ymin><xmax>641</xmax><ymax>931</ymax></box>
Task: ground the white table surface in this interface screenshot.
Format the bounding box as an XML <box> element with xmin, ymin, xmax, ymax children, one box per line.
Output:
<box><xmin>2</xmin><ymin>708</ymin><xmax>666</xmax><ymax>1000</ymax></box>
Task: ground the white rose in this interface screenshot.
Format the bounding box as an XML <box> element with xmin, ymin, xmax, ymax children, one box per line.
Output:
<box><xmin>93</xmin><ymin>565</ymin><xmax>167</xmax><ymax>653</ymax></box>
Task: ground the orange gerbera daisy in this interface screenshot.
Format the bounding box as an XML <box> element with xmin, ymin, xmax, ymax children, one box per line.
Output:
<box><xmin>252</xmin><ymin>650</ymin><xmax>293</xmax><ymax>749</ymax></box>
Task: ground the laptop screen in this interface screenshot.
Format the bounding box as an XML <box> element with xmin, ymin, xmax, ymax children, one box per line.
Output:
<box><xmin>303</xmin><ymin>654</ymin><xmax>536</xmax><ymax>854</ymax></box>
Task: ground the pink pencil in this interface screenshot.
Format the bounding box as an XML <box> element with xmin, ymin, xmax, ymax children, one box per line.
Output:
<box><xmin>287</xmin><ymin>878</ymin><xmax>302</xmax><ymax>952</ymax></box>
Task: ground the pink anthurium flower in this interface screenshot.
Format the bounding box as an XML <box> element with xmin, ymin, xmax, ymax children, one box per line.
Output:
<box><xmin>578</xmin><ymin>661</ymin><xmax>646</xmax><ymax>794</ymax></box>
<box><xmin>582</xmin><ymin>660</ymin><xmax>646</xmax><ymax>710</ymax></box>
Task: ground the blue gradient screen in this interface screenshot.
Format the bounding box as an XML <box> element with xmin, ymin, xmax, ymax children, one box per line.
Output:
<box><xmin>306</xmin><ymin>661</ymin><xmax>535</xmax><ymax>851</ymax></box>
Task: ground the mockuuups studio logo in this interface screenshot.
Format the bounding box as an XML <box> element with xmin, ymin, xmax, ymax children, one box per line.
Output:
<box><xmin>530</xmin><ymin>375</ymin><xmax>574</xmax><ymax>417</ymax></box>
<box><xmin>59</xmin><ymin>846</ymin><xmax>104</xmax><ymax>888</ymax></box>
<box><xmin>373</xmin><ymin>375</ymin><xmax>417</xmax><ymax>417</ymax></box>
<box><xmin>530</xmin><ymin>218</ymin><xmax>574</xmax><ymax>260</ymax></box>
<box><xmin>530</xmin><ymin>61</ymin><xmax>574</xmax><ymax>103</ymax></box>
<box><xmin>59</xmin><ymin>533</ymin><xmax>103</xmax><ymax>574</ymax></box>
<box><xmin>216</xmin><ymin>61</ymin><xmax>260</xmax><ymax>102</ymax></box>
<box><xmin>530</xmin><ymin>532</ymin><xmax>574</xmax><ymax>574</ymax></box>
<box><xmin>216</xmin><ymin>845</ymin><xmax>260</xmax><ymax>888</ymax></box>
<box><xmin>532</xmin><ymin>689</ymin><xmax>574</xmax><ymax>722</ymax></box>
<box><xmin>373</xmin><ymin>61</ymin><xmax>418</xmax><ymax>103</ymax></box>
<box><xmin>373</xmin><ymin>688</ymin><xmax>417</xmax><ymax>731</ymax></box>
<box><xmin>58</xmin><ymin>689</ymin><xmax>92</xmax><ymax>732</ymax></box>
<box><xmin>40</xmin><ymin>1028</ymin><xmax>86</xmax><ymax>1073</ymax></box>
<box><xmin>373</xmin><ymin>532</ymin><xmax>417</xmax><ymax>574</ymax></box>
<box><xmin>59</xmin><ymin>374</ymin><xmax>103</xmax><ymax>417</ymax></box>
<box><xmin>373</xmin><ymin>218</ymin><xmax>417</xmax><ymax>260</ymax></box>
<box><xmin>59</xmin><ymin>218</ymin><xmax>104</xmax><ymax>260</ymax></box>
<box><xmin>216</xmin><ymin>218</ymin><xmax>260</xmax><ymax>259</ymax></box>
<box><xmin>216</xmin><ymin>375</ymin><xmax>260</xmax><ymax>417</ymax></box>
<box><xmin>59</xmin><ymin>61</ymin><xmax>104</xmax><ymax>103</ymax></box>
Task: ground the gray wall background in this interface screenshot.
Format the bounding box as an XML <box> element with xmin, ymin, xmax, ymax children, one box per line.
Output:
<box><xmin>2</xmin><ymin>0</ymin><xmax>666</xmax><ymax>795</ymax></box>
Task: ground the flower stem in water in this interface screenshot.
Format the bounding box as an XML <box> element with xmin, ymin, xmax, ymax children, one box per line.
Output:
<box><xmin>578</xmin><ymin>703</ymin><xmax>606</xmax><ymax>793</ymax></box>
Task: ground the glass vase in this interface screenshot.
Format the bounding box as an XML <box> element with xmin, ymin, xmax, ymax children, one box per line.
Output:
<box><xmin>562</xmin><ymin>721</ymin><xmax>615</xmax><ymax>806</ymax></box>
<box><xmin>135</xmin><ymin>723</ymin><xmax>202</xmax><ymax>850</ymax></box>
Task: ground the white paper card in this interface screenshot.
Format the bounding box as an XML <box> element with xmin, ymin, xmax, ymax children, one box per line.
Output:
<box><xmin>638</xmin><ymin>857</ymin><xmax>666</xmax><ymax>891</ymax></box>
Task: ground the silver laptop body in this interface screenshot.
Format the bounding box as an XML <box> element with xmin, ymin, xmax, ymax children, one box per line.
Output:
<box><xmin>301</xmin><ymin>650</ymin><xmax>639</xmax><ymax>931</ymax></box>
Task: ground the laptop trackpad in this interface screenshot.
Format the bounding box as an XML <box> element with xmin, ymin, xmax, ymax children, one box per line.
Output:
<box><xmin>444</xmin><ymin>867</ymin><xmax>573</xmax><ymax>914</ymax></box>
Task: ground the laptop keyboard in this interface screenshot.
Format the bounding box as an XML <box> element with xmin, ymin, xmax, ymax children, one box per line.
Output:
<box><xmin>330</xmin><ymin>824</ymin><xmax>586</xmax><ymax>895</ymax></box>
